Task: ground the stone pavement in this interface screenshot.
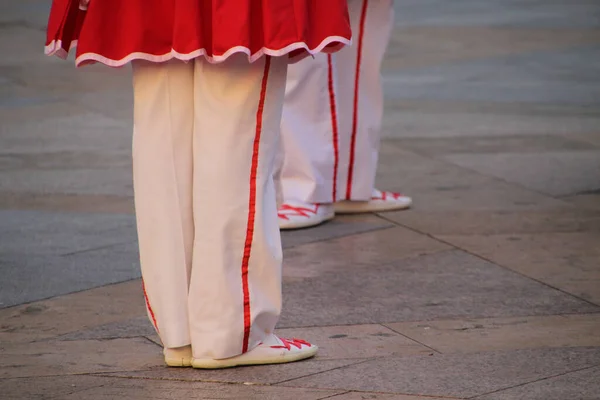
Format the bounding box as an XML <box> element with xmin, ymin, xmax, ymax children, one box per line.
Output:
<box><xmin>1</xmin><ymin>1</ymin><xmax>600</xmax><ymax>399</ymax></box>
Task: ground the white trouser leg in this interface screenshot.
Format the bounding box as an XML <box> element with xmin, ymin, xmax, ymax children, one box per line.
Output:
<box><xmin>279</xmin><ymin>54</ymin><xmax>339</xmax><ymax>204</ymax></box>
<box><xmin>189</xmin><ymin>55</ymin><xmax>287</xmax><ymax>360</ymax></box>
<box><xmin>335</xmin><ymin>0</ymin><xmax>394</xmax><ymax>201</ymax></box>
<box><xmin>132</xmin><ymin>60</ymin><xmax>195</xmax><ymax>348</ymax></box>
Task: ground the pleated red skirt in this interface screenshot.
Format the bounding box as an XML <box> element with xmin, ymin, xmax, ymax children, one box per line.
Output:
<box><xmin>45</xmin><ymin>0</ymin><xmax>352</xmax><ymax>67</ymax></box>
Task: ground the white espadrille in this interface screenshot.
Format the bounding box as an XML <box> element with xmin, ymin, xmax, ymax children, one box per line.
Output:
<box><xmin>278</xmin><ymin>201</ymin><xmax>335</xmax><ymax>230</ymax></box>
<box><xmin>191</xmin><ymin>335</ymin><xmax>318</xmax><ymax>369</ymax></box>
<box><xmin>164</xmin><ymin>345</ymin><xmax>192</xmax><ymax>367</ymax></box>
<box><xmin>334</xmin><ymin>189</ymin><xmax>412</xmax><ymax>214</ymax></box>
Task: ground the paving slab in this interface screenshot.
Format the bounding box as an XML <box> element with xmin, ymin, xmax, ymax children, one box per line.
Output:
<box><xmin>281</xmin><ymin>214</ymin><xmax>394</xmax><ymax>249</ymax></box>
<box><xmin>475</xmin><ymin>366</ymin><xmax>600</xmax><ymax>400</ymax></box>
<box><xmin>279</xmin><ymin>249</ymin><xmax>598</xmax><ymax>328</ymax></box>
<box><xmin>0</xmin><ymin>210</ymin><xmax>139</xmax><ymax>307</ymax></box>
<box><xmin>276</xmin><ymin>325</ymin><xmax>433</xmax><ymax>360</ymax></box>
<box><xmin>0</xmin><ymin>210</ymin><xmax>135</xmax><ymax>256</ymax></box>
<box><xmin>386</xmin><ymin>314</ymin><xmax>600</xmax><ymax>354</ymax></box>
<box><xmin>59</xmin><ymin>321</ymin><xmax>433</xmax><ymax>360</ymax></box>
<box><xmin>393</xmin><ymin>0</ymin><xmax>600</xmax><ymax>29</ymax></box>
<box><xmin>0</xmin><ymin>192</ymin><xmax>134</xmax><ymax>214</ymax></box>
<box><xmin>384</xmin><ymin>46</ymin><xmax>600</xmax><ymax>105</ymax></box>
<box><xmin>325</xmin><ymin>393</ymin><xmax>453</xmax><ymax>400</ymax></box>
<box><xmin>281</xmin><ymin>347</ymin><xmax>600</xmax><ymax>398</ymax></box>
<box><xmin>281</xmin><ymin>226</ymin><xmax>450</xmax><ymax>282</ymax></box>
<box><xmin>444</xmin><ymin>151</ymin><xmax>600</xmax><ymax>197</ymax></box>
<box><xmin>102</xmin><ymin>358</ymin><xmax>364</xmax><ymax>386</ymax></box>
<box><xmin>0</xmin><ymin>375</ymin><xmax>110</xmax><ymax>400</ymax></box>
<box><xmin>438</xmin><ymin>232</ymin><xmax>600</xmax><ymax>305</ymax></box>
<box><xmin>0</xmin><ymin>280</ymin><xmax>145</xmax><ymax>343</ymax></box>
<box><xmin>0</xmin><ymin>26</ymin><xmax>51</xmax><ymax>66</ymax></box>
<box><xmin>0</xmin><ymin>113</ymin><xmax>131</xmax><ymax>154</ymax></box>
<box><xmin>0</xmin><ymin>337</ymin><xmax>159</xmax><ymax>379</ymax></box>
<box><xmin>383</xmin><ymin>208</ymin><xmax>600</xmax><ymax>236</ymax></box>
<box><xmin>57</xmin><ymin>316</ymin><xmax>154</xmax><ymax>341</ymax></box>
<box><xmin>381</xmin><ymin>101</ymin><xmax>600</xmax><ymax>139</ymax></box>
<box><xmin>0</xmin><ymin>250</ymin><xmax>140</xmax><ymax>308</ymax></box>
<box><xmin>0</xmin><ymin>167</ymin><xmax>133</xmax><ymax>197</ymax></box>
<box><xmin>384</xmin><ymin>26</ymin><xmax>600</xmax><ymax>71</ymax></box>
<box><xmin>563</xmin><ymin>193</ymin><xmax>600</xmax><ymax>211</ymax></box>
<box><xmin>0</xmin><ymin>375</ymin><xmax>343</xmax><ymax>400</ymax></box>
<box><xmin>375</xmin><ymin>146</ymin><xmax>566</xmax><ymax>211</ymax></box>
<box><xmin>390</xmin><ymin>134</ymin><xmax>598</xmax><ymax>157</ymax></box>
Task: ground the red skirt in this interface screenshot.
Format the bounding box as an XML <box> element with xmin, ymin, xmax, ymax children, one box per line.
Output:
<box><xmin>45</xmin><ymin>0</ymin><xmax>352</xmax><ymax>67</ymax></box>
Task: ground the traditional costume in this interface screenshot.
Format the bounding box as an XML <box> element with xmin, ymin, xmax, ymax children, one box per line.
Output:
<box><xmin>277</xmin><ymin>0</ymin><xmax>411</xmax><ymax>230</ymax></box>
<box><xmin>46</xmin><ymin>0</ymin><xmax>351</xmax><ymax>368</ymax></box>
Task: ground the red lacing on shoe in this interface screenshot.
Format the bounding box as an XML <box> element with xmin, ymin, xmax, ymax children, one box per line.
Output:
<box><xmin>277</xmin><ymin>204</ymin><xmax>319</xmax><ymax>220</ymax></box>
<box><xmin>270</xmin><ymin>338</ymin><xmax>311</xmax><ymax>350</ymax></box>
<box><xmin>372</xmin><ymin>191</ymin><xmax>403</xmax><ymax>201</ymax></box>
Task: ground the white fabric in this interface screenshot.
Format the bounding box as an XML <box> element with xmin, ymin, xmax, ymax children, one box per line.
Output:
<box><xmin>278</xmin><ymin>0</ymin><xmax>394</xmax><ymax>203</ymax></box>
<box><xmin>132</xmin><ymin>55</ymin><xmax>287</xmax><ymax>360</ymax></box>
<box><xmin>278</xmin><ymin>53</ymin><xmax>337</xmax><ymax>204</ymax></box>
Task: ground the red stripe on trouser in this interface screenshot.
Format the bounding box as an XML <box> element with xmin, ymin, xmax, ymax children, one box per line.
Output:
<box><xmin>327</xmin><ymin>54</ymin><xmax>340</xmax><ymax>202</ymax></box>
<box><xmin>241</xmin><ymin>56</ymin><xmax>272</xmax><ymax>354</ymax></box>
<box><xmin>142</xmin><ymin>278</ymin><xmax>159</xmax><ymax>333</ymax></box>
<box><xmin>346</xmin><ymin>0</ymin><xmax>369</xmax><ymax>200</ymax></box>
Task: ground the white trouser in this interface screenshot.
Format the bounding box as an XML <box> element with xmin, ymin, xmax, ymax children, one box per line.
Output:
<box><xmin>132</xmin><ymin>55</ymin><xmax>287</xmax><ymax>360</ymax></box>
<box><xmin>278</xmin><ymin>0</ymin><xmax>394</xmax><ymax>203</ymax></box>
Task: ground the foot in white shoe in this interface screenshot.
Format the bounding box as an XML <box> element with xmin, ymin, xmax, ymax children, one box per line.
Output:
<box><xmin>192</xmin><ymin>335</ymin><xmax>318</xmax><ymax>369</ymax></box>
<box><xmin>334</xmin><ymin>189</ymin><xmax>412</xmax><ymax>214</ymax></box>
<box><xmin>278</xmin><ymin>201</ymin><xmax>334</xmax><ymax>230</ymax></box>
<box><xmin>164</xmin><ymin>345</ymin><xmax>192</xmax><ymax>367</ymax></box>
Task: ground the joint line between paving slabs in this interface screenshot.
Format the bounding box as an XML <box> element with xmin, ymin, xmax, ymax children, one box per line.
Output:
<box><xmin>60</xmin><ymin>241</ymin><xmax>136</xmax><ymax>257</ymax></box>
<box><xmin>375</xmin><ymin>213</ymin><xmax>600</xmax><ymax>309</ymax></box>
<box><xmin>381</xmin><ymin>323</ymin><xmax>443</xmax><ymax>354</ymax></box>
<box><xmin>91</xmin><ymin>371</ymin><xmax>275</xmax><ymax>386</ymax></box>
<box><xmin>315</xmin><ymin>391</ymin><xmax>352</xmax><ymax>400</ymax></box>
<box><xmin>391</xmin><ymin>148</ymin><xmax>578</xmax><ymax>205</ymax></box>
<box><xmin>320</xmin><ymin>390</ymin><xmax>465</xmax><ymax>400</ymax></box>
<box><xmin>467</xmin><ymin>364</ymin><xmax>600</xmax><ymax>399</ymax></box>
<box><xmin>0</xmin><ymin>278</ymin><xmax>142</xmax><ymax>311</ymax></box>
<box><xmin>273</xmin><ymin>357</ymin><xmax>378</xmax><ymax>386</ymax></box>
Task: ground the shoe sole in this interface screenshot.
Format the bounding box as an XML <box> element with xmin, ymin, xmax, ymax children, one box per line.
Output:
<box><xmin>334</xmin><ymin>199</ymin><xmax>412</xmax><ymax>214</ymax></box>
<box><xmin>279</xmin><ymin>213</ymin><xmax>335</xmax><ymax>230</ymax></box>
<box><xmin>191</xmin><ymin>345</ymin><xmax>318</xmax><ymax>369</ymax></box>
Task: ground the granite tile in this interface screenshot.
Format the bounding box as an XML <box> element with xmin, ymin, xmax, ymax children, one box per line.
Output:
<box><xmin>0</xmin><ymin>280</ymin><xmax>146</xmax><ymax>342</ymax></box>
<box><xmin>387</xmin><ymin>314</ymin><xmax>600</xmax><ymax>353</ymax></box>
<box><xmin>66</xmin><ymin>379</ymin><xmax>343</xmax><ymax>400</ymax></box>
<box><xmin>281</xmin><ymin>214</ymin><xmax>394</xmax><ymax>249</ymax></box>
<box><xmin>0</xmin><ymin>192</ymin><xmax>134</xmax><ymax>214</ymax></box>
<box><xmin>383</xmin><ymin>209</ymin><xmax>600</xmax><ymax>235</ymax></box>
<box><xmin>276</xmin><ymin>325</ymin><xmax>433</xmax><ymax>360</ymax></box>
<box><xmin>279</xmin><ymin>249</ymin><xmax>599</xmax><ymax>328</ymax></box>
<box><xmin>374</xmin><ymin>146</ymin><xmax>565</xmax><ymax>211</ymax></box>
<box><xmin>444</xmin><ymin>151</ymin><xmax>600</xmax><ymax>197</ymax></box>
<box><xmin>438</xmin><ymin>232</ymin><xmax>600</xmax><ymax>305</ymax></box>
<box><xmin>388</xmin><ymin>134</ymin><xmax>597</xmax><ymax>157</ymax></box>
<box><xmin>0</xmin><ymin>337</ymin><xmax>160</xmax><ymax>379</ymax></box>
<box><xmin>281</xmin><ymin>347</ymin><xmax>600</xmax><ymax>398</ymax></box>
<box><xmin>328</xmin><ymin>393</ymin><xmax>453</xmax><ymax>400</ymax></box>
<box><xmin>103</xmin><ymin>358</ymin><xmax>364</xmax><ymax>386</ymax></box>
<box><xmin>0</xmin><ymin>375</ymin><xmax>109</xmax><ymax>400</ymax></box>
<box><xmin>475</xmin><ymin>366</ymin><xmax>600</xmax><ymax>400</ymax></box>
<box><xmin>281</xmin><ymin>226</ymin><xmax>451</xmax><ymax>282</ymax></box>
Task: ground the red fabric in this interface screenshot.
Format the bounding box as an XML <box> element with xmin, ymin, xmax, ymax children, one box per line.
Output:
<box><xmin>240</xmin><ymin>57</ymin><xmax>271</xmax><ymax>354</ymax></box>
<box><xmin>141</xmin><ymin>279</ymin><xmax>159</xmax><ymax>333</ymax></box>
<box><xmin>327</xmin><ymin>54</ymin><xmax>340</xmax><ymax>202</ymax></box>
<box><xmin>45</xmin><ymin>0</ymin><xmax>352</xmax><ymax>66</ymax></box>
<box><xmin>346</xmin><ymin>0</ymin><xmax>369</xmax><ymax>199</ymax></box>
